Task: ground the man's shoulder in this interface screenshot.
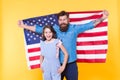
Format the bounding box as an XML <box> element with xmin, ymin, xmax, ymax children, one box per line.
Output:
<box><xmin>69</xmin><ymin>24</ymin><xmax>77</xmax><ymax>29</ymax></box>
<box><xmin>53</xmin><ymin>24</ymin><xmax>59</xmax><ymax>29</ymax></box>
<box><xmin>53</xmin><ymin>24</ymin><xmax>59</xmax><ymax>27</ymax></box>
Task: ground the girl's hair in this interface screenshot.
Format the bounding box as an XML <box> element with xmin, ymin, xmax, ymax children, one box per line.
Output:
<box><xmin>42</xmin><ymin>25</ymin><xmax>57</xmax><ymax>41</ymax></box>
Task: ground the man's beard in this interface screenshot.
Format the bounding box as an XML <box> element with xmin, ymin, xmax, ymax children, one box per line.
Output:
<box><xmin>59</xmin><ymin>23</ymin><xmax>69</xmax><ymax>32</ymax></box>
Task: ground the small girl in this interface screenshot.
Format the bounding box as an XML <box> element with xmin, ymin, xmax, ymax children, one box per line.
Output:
<box><xmin>40</xmin><ymin>25</ymin><xmax>68</xmax><ymax>80</ymax></box>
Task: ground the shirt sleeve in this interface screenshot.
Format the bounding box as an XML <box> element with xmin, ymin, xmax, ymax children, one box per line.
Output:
<box><xmin>75</xmin><ymin>21</ymin><xmax>94</xmax><ymax>35</ymax></box>
<box><xmin>53</xmin><ymin>24</ymin><xmax>59</xmax><ymax>32</ymax></box>
<box><xmin>35</xmin><ymin>25</ymin><xmax>43</xmax><ymax>33</ymax></box>
<box><xmin>56</xmin><ymin>39</ymin><xmax>62</xmax><ymax>48</ymax></box>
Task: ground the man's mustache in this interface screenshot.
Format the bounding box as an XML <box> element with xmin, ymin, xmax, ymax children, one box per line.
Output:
<box><xmin>59</xmin><ymin>24</ymin><xmax>69</xmax><ymax>32</ymax></box>
<box><xmin>60</xmin><ymin>23</ymin><xmax>67</xmax><ymax>26</ymax></box>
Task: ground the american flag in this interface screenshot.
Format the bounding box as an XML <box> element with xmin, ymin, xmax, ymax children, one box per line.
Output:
<box><xmin>23</xmin><ymin>10</ymin><xmax>108</xmax><ymax>69</ymax></box>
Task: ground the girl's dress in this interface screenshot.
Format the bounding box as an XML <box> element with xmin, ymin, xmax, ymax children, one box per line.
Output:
<box><xmin>40</xmin><ymin>39</ymin><xmax>62</xmax><ymax>80</ymax></box>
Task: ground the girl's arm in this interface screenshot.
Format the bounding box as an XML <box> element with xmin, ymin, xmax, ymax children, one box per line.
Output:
<box><xmin>40</xmin><ymin>55</ymin><xmax>44</xmax><ymax>72</ymax></box>
<box><xmin>40</xmin><ymin>55</ymin><xmax>44</xmax><ymax>64</ymax></box>
<box><xmin>58</xmin><ymin>44</ymin><xmax>68</xmax><ymax>74</ymax></box>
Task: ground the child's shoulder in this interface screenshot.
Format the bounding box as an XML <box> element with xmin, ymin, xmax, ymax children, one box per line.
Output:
<box><xmin>54</xmin><ymin>39</ymin><xmax>62</xmax><ymax>44</ymax></box>
<box><xmin>40</xmin><ymin>40</ymin><xmax>45</xmax><ymax>45</ymax></box>
<box><xmin>54</xmin><ymin>38</ymin><xmax>60</xmax><ymax>42</ymax></box>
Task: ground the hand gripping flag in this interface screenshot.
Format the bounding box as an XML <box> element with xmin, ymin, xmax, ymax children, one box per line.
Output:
<box><xmin>22</xmin><ymin>10</ymin><xmax>108</xmax><ymax>69</ymax></box>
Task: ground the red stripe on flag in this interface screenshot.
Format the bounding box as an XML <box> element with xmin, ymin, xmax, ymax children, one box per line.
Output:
<box><xmin>29</xmin><ymin>56</ymin><xmax>40</xmax><ymax>61</ymax></box>
<box><xmin>28</xmin><ymin>47</ymin><xmax>40</xmax><ymax>53</ymax></box>
<box><xmin>77</xmin><ymin>49</ymin><xmax>107</xmax><ymax>54</ymax></box>
<box><xmin>78</xmin><ymin>31</ymin><xmax>107</xmax><ymax>37</ymax></box>
<box><xmin>30</xmin><ymin>64</ymin><xmax>40</xmax><ymax>69</ymax></box>
<box><xmin>95</xmin><ymin>22</ymin><xmax>107</xmax><ymax>28</ymax></box>
<box><xmin>77</xmin><ymin>40</ymin><xmax>108</xmax><ymax>46</ymax></box>
<box><xmin>77</xmin><ymin>59</ymin><xmax>106</xmax><ymax>63</ymax></box>
<box><xmin>70</xmin><ymin>14</ymin><xmax>102</xmax><ymax>22</ymax></box>
<box><xmin>69</xmin><ymin>11</ymin><xmax>102</xmax><ymax>14</ymax></box>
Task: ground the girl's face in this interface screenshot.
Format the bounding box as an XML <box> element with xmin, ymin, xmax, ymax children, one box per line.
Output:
<box><xmin>44</xmin><ymin>28</ymin><xmax>53</xmax><ymax>41</ymax></box>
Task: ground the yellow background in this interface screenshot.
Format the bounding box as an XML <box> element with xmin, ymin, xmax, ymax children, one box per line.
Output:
<box><xmin>0</xmin><ymin>0</ymin><xmax>120</xmax><ymax>80</ymax></box>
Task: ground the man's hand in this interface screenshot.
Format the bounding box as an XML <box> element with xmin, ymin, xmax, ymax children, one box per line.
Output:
<box><xmin>18</xmin><ymin>20</ymin><xmax>25</xmax><ymax>28</ymax></box>
<box><xmin>17</xmin><ymin>20</ymin><xmax>35</xmax><ymax>31</ymax></box>
<box><xmin>93</xmin><ymin>10</ymin><xmax>109</xmax><ymax>26</ymax></box>
<box><xmin>102</xmin><ymin>10</ymin><xmax>109</xmax><ymax>20</ymax></box>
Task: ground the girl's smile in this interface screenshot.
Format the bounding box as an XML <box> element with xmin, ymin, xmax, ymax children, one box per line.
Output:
<box><xmin>44</xmin><ymin>28</ymin><xmax>53</xmax><ymax>41</ymax></box>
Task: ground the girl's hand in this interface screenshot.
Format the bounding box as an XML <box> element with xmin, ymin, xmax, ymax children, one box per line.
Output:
<box><xmin>57</xmin><ymin>66</ymin><xmax>65</xmax><ymax>74</ymax></box>
<box><xmin>40</xmin><ymin>68</ymin><xmax>44</xmax><ymax>73</ymax></box>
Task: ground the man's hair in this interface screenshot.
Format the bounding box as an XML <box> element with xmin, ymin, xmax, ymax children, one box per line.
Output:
<box><xmin>57</xmin><ymin>11</ymin><xmax>69</xmax><ymax>19</ymax></box>
<box><xmin>42</xmin><ymin>25</ymin><xmax>57</xmax><ymax>41</ymax></box>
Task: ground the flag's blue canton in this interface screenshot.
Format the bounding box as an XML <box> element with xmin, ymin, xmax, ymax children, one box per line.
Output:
<box><xmin>23</xmin><ymin>14</ymin><xmax>58</xmax><ymax>45</ymax></box>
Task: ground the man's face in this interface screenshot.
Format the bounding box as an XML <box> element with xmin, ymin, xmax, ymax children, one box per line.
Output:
<box><xmin>58</xmin><ymin>15</ymin><xmax>69</xmax><ymax>32</ymax></box>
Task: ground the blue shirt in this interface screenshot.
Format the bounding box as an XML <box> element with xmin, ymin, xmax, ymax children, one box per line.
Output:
<box><xmin>36</xmin><ymin>21</ymin><xmax>94</xmax><ymax>63</ymax></box>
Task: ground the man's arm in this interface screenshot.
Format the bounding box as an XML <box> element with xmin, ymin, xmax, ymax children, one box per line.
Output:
<box><xmin>74</xmin><ymin>10</ymin><xmax>109</xmax><ymax>35</ymax></box>
<box><xmin>18</xmin><ymin>20</ymin><xmax>36</xmax><ymax>32</ymax></box>
<box><xmin>93</xmin><ymin>10</ymin><xmax>109</xmax><ymax>26</ymax></box>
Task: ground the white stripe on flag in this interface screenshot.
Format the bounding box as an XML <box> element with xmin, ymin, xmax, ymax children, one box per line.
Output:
<box><xmin>70</xmin><ymin>19</ymin><xmax>108</xmax><ymax>24</ymax></box>
<box><xmin>84</xmin><ymin>26</ymin><xmax>107</xmax><ymax>33</ymax></box>
<box><xmin>77</xmin><ymin>54</ymin><xmax>106</xmax><ymax>59</ymax></box>
<box><xmin>27</xmin><ymin>52</ymin><xmax>41</xmax><ymax>57</ymax></box>
<box><xmin>29</xmin><ymin>60</ymin><xmax>40</xmax><ymax>65</ymax></box>
<box><xmin>77</xmin><ymin>36</ymin><xmax>108</xmax><ymax>42</ymax></box>
<box><xmin>77</xmin><ymin>45</ymin><xmax>108</xmax><ymax>50</ymax></box>
<box><xmin>69</xmin><ymin>12</ymin><xmax>103</xmax><ymax>18</ymax></box>
<box><xmin>27</xmin><ymin>43</ymin><xmax>40</xmax><ymax>49</ymax></box>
